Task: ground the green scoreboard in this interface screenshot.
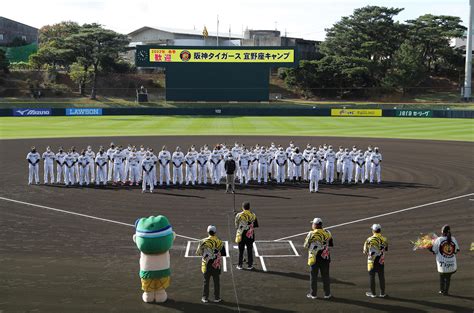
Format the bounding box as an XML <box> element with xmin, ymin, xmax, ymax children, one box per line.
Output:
<box><xmin>135</xmin><ymin>46</ymin><xmax>297</xmax><ymax>101</ymax></box>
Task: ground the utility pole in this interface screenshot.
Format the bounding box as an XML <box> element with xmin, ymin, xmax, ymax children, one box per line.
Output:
<box><xmin>463</xmin><ymin>0</ymin><xmax>473</xmax><ymax>100</ymax></box>
<box><xmin>217</xmin><ymin>15</ymin><xmax>220</xmax><ymax>47</ymax></box>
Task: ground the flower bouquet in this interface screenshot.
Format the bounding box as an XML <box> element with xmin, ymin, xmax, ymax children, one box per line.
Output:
<box><xmin>411</xmin><ymin>233</ymin><xmax>438</xmax><ymax>251</ymax></box>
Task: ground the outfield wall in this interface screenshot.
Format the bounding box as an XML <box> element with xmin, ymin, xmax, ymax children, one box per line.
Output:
<box><xmin>0</xmin><ymin>108</ymin><xmax>472</xmax><ymax>118</ymax></box>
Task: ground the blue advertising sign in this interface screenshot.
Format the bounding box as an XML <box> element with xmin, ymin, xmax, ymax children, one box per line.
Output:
<box><xmin>66</xmin><ymin>108</ymin><xmax>103</xmax><ymax>116</ymax></box>
<box><xmin>13</xmin><ymin>108</ymin><xmax>52</xmax><ymax>116</ymax></box>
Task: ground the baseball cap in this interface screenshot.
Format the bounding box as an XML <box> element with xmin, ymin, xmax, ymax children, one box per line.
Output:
<box><xmin>207</xmin><ymin>225</ymin><xmax>217</xmax><ymax>233</ymax></box>
<box><xmin>371</xmin><ymin>224</ymin><xmax>381</xmax><ymax>231</ymax></box>
<box><xmin>311</xmin><ymin>218</ymin><xmax>323</xmax><ymax>225</ymax></box>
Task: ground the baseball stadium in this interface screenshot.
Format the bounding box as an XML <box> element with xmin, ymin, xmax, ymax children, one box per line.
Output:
<box><xmin>1</xmin><ymin>1</ymin><xmax>474</xmax><ymax>313</ymax></box>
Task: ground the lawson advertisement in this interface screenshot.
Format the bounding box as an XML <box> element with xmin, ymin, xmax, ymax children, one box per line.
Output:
<box><xmin>66</xmin><ymin>108</ymin><xmax>103</xmax><ymax>116</ymax></box>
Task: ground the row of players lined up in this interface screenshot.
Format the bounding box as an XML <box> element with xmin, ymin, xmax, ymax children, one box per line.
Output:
<box><xmin>26</xmin><ymin>142</ymin><xmax>383</xmax><ymax>192</ymax></box>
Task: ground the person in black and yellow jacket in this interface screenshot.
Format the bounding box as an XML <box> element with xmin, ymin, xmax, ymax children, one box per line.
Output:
<box><xmin>235</xmin><ymin>201</ymin><xmax>259</xmax><ymax>270</ymax></box>
<box><xmin>195</xmin><ymin>225</ymin><xmax>227</xmax><ymax>303</ymax></box>
<box><xmin>304</xmin><ymin>217</ymin><xmax>333</xmax><ymax>299</ymax></box>
<box><xmin>363</xmin><ymin>224</ymin><xmax>388</xmax><ymax>298</ymax></box>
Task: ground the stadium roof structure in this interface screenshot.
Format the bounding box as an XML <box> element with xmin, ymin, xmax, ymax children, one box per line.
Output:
<box><xmin>128</xmin><ymin>26</ymin><xmax>243</xmax><ymax>39</ymax></box>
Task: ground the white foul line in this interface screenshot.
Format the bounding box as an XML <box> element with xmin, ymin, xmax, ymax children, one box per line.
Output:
<box><xmin>0</xmin><ymin>196</ymin><xmax>199</xmax><ymax>241</ymax></box>
<box><xmin>274</xmin><ymin>193</ymin><xmax>474</xmax><ymax>242</ymax></box>
<box><xmin>253</xmin><ymin>242</ymin><xmax>267</xmax><ymax>272</ymax></box>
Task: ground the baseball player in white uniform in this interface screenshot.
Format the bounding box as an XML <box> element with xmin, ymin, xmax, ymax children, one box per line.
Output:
<box><xmin>197</xmin><ymin>147</ymin><xmax>208</xmax><ymax>184</ymax></box>
<box><xmin>275</xmin><ymin>147</ymin><xmax>288</xmax><ymax>183</ymax></box>
<box><xmin>55</xmin><ymin>147</ymin><xmax>67</xmax><ymax>184</ymax></box>
<box><xmin>309</xmin><ymin>153</ymin><xmax>322</xmax><ymax>193</ymax></box>
<box><xmin>123</xmin><ymin>145</ymin><xmax>132</xmax><ymax>182</ymax></box>
<box><xmin>85</xmin><ymin>146</ymin><xmax>96</xmax><ymax>183</ymax></box>
<box><xmin>324</xmin><ymin>146</ymin><xmax>336</xmax><ymax>184</ymax></box>
<box><xmin>137</xmin><ymin>145</ymin><xmax>147</xmax><ymax>181</ymax></box>
<box><xmin>78</xmin><ymin>150</ymin><xmax>90</xmax><ymax>186</ymax></box>
<box><xmin>341</xmin><ymin>149</ymin><xmax>353</xmax><ymax>184</ymax></box>
<box><xmin>303</xmin><ymin>144</ymin><xmax>312</xmax><ymax>181</ymax></box>
<box><xmin>202</xmin><ymin>144</ymin><xmax>212</xmax><ymax>179</ymax></box>
<box><xmin>128</xmin><ymin>151</ymin><xmax>141</xmax><ymax>185</ymax></box>
<box><xmin>148</xmin><ymin>149</ymin><xmax>158</xmax><ymax>186</ymax></box>
<box><xmin>112</xmin><ymin>147</ymin><xmax>125</xmax><ymax>184</ymax></box>
<box><xmin>64</xmin><ymin>150</ymin><xmax>76</xmax><ymax>186</ymax></box>
<box><xmin>184</xmin><ymin>148</ymin><xmax>196</xmax><ymax>185</ymax></box>
<box><xmin>291</xmin><ymin>148</ymin><xmax>304</xmax><ymax>182</ymax></box>
<box><xmin>95</xmin><ymin>149</ymin><xmax>108</xmax><ymax>185</ymax></box>
<box><xmin>42</xmin><ymin>146</ymin><xmax>55</xmax><ymax>184</ymax></box>
<box><xmin>172</xmin><ymin>147</ymin><xmax>184</xmax><ymax>185</ymax></box>
<box><xmin>316</xmin><ymin>146</ymin><xmax>325</xmax><ymax>182</ymax></box>
<box><xmin>231</xmin><ymin>143</ymin><xmax>242</xmax><ymax>180</ymax></box>
<box><xmin>71</xmin><ymin>147</ymin><xmax>80</xmax><ymax>182</ymax></box>
<box><xmin>209</xmin><ymin>148</ymin><xmax>222</xmax><ymax>185</ymax></box>
<box><xmin>250</xmin><ymin>146</ymin><xmax>259</xmax><ymax>181</ymax></box>
<box><xmin>335</xmin><ymin>146</ymin><xmax>344</xmax><ymax>182</ymax></box>
<box><xmin>348</xmin><ymin>146</ymin><xmax>358</xmax><ymax>183</ymax></box>
<box><xmin>320</xmin><ymin>144</ymin><xmax>328</xmax><ymax>181</ymax></box>
<box><xmin>364</xmin><ymin>146</ymin><xmax>373</xmax><ymax>182</ymax></box>
<box><xmin>141</xmin><ymin>152</ymin><xmax>155</xmax><ymax>193</ymax></box>
<box><xmin>354</xmin><ymin>151</ymin><xmax>366</xmax><ymax>184</ymax></box>
<box><xmin>158</xmin><ymin>146</ymin><xmax>171</xmax><ymax>186</ymax></box>
<box><xmin>106</xmin><ymin>143</ymin><xmax>116</xmax><ymax>182</ymax></box>
<box><xmin>370</xmin><ymin>147</ymin><xmax>383</xmax><ymax>184</ymax></box>
<box><xmin>257</xmin><ymin>147</ymin><xmax>269</xmax><ymax>184</ymax></box>
<box><xmin>268</xmin><ymin>143</ymin><xmax>278</xmax><ymax>179</ymax></box>
<box><xmin>189</xmin><ymin>145</ymin><xmax>199</xmax><ymax>183</ymax></box>
<box><xmin>238</xmin><ymin>148</ymin><xmax>251</xmax><ymax>185</ymax></box>
<box><xmin>26</xmin><ymin>147</ymin><xmax>41</xmax><ymax>185</ymax></box>
<box><xmin>286</xmin><ymin>142</ymin><xmax>295</xmax><ymax>179</ymax></box>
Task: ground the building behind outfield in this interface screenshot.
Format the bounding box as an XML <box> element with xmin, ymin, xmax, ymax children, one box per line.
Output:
<box><xmin>127</xmin><ymin>26</ymin><xmax>319</xmax><ymax>61</ymax></box>
<box><xmin>0</xmin><ymin>16</ymin><xmax>38</xmax><ymax>45</ymax></box>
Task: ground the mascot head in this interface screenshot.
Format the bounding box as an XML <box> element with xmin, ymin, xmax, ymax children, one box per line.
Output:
<box><xmin>134</xmin><ymin>215</ymin><xmax>175</xmax><ymax>254</ymax></box>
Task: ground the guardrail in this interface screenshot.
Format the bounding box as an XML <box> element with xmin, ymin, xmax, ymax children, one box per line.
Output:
<box><xmin>0</xmin><ymin>107</ymin><xmax>472</xmax><ymax>118</ymax></box>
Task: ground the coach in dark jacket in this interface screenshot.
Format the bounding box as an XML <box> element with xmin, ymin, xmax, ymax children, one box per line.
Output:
<box><xmin>224</xmin><ymin>155</ymin><xmax>236</xmax><ymax>193</ymax></box>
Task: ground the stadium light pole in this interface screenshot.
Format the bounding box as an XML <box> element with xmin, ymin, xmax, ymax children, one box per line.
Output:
<box><xmin>463</xmin><ymin>0</ymin><xmax>473</xmax><ymax>100</ymax></box>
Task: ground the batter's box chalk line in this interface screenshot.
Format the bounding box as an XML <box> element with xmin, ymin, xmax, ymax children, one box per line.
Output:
<box><xmin>253</xmin><ymin>240</ymin><xmax>300</xmax><ymax>272</ymax></box>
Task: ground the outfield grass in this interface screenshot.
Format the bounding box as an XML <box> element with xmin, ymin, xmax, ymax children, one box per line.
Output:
<box><xmin>0</xmin><ymin>116</ymin><xmax>472</xmax><ymax>141</ymax></box>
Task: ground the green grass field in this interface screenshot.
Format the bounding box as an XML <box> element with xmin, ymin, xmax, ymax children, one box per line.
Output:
<box><xmin>0</xmin><ymin>116</ymin><xmax>472</xmax><ymax>141</ymax></box>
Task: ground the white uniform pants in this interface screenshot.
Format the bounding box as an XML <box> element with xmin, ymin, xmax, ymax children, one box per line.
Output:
<box><xmin>258</xmin><ymin>163</ymin><xmax>268</xmax><ymax>183</ymax></box>
<box><xmin>107</xmin><ymin>160</ymin><xmax>114</xmax><ymax>181</ymax></box>
<box><xmin>88</xmin><ymin>163</ymin><xmax>95</xmax><ymax>182</ymax></box>
<box><xmin>348</xmin><ymin>162</ymin><xmax>354</xmax><ymax>182</ymax></box>
<box><xmin>159</xmin><ymin>164</ymin><xmax>170</xmax><ymax>185</ymax></box>
<box><xmin>44</xmin><ymin>163</ymin><xmax>54</xmax><ymax>184</ymax></box>
<box><xmin>303</xmin><ymin>161</ymin><xmax>310</xmax><ymax>180</ymax></box>
<box><xmin>123</xmin><ymin>161</ymin><xmax>129</xmax><ymax>181</ymax></box>
<box><xmin>96</xmin><ymin>165</ymin><xmax>107</xmax><ymax>184</ymax></box>
<box><xmin>65</xmin><ymin>166</ymin><xmax>75</xmax><ymax>185</ymax></box>
<box><xmin>326</xmin><ymin>162</ymin><xmax>335</xmax><ymax>183</ymax></box>
<box><xmin>198</xmin><ymin>164</ymin><xmax>207</xmax><ymax>184</ymax></box>
<box><xmin>309</xmin><ymin>170</ymin><xmax>320</xmax><ymax>192</ymax></box>
<box><xmin>251</xmin><ymin>162</ymin><xmax>258</xmax><ymax>180</ymax></box>
<box><xmin>211</xmin><ymin>164</ymin><xmax>220</xmax><ymax>184</ymax></box>
<box><xmin>28</xmin><ymin>164</ymin><xmax>40</xmax><ymax>184</ymax></box>
<box><xmin>114</xmin><ymin>164</ymin><xmax>124</xmax><ymax>182</ymax></box>
<box><xmin>74</xmin><ymin>164</ymin><xmax>80</xmax><ymax>181</ymax></box>
<box><xmin>365</xmin><ymin>160</ymin><xmax>371</xmax><ymax>181</ymax></box>
<box><xmin>129</xmin><ymin>165</ymin><xmax>140</xmax><ymax>183</ymax></box>
<box><xmin>336</xmin><ymin>160</ymin><xmax>342</xmax><ymax>174</ymax></box>
<box><xmin>151</xmin><ymin>167</ymin><xmax>157</xmax><ymax>186</ymax></box>
<box><xmin>56</xmin><ymin>164</ymin><xmax>65</xmax><ymax>183</ymax></box>
<box><xmin>287</xmin><ymin>162</ymin><xmax>293</xmax><ymax>178</ymax></box>
<box><xmin>185</xmin><ymin>164</ymin><xmax>195</xmax><ymax>185</ymax></box>
<box><xmin>173</xmin><ymin>165</ymin><xmax>183</xmax><ymax>184</ymax></box>
<box><xmin>293</xmin><ymin>164</ymin><xmax>302</xmax><ymax>179</ymax></box>
<box><xmin>240</xmin><ymin>166</ymin><xmax>249</xmax><ymax>184</ymax></box>
<box><xmin>79</xmin><ymin>166</ymin><xmax>89</xmax><ymax>185</ymax></box>
<box><xmin>370</xmin><ymin>164</ymin><xmax>381</xmax><ymax>183</ymax></box>
<box><xmin>320</xmin><ymin>161</ymin><xmax>326</xmax><ymax>181</ymax></box>
<box><xmin>355</xmin><ymin>164</ymin><xmax>365</xmax><ymax>183</ymax></box>
<box><xmin>341</xmin><ymin>163</ymin><xmax>351</xmax><ymax>183</ymax></box>
<box><xmin>142</xmin><ymin>171</ymin><xmax>154</xmax><ymax>192</ymax></box>
<box><xmin>276</xmin><ymin>164</ymin><xmax>285</xmax><ymax>183</ymax></box>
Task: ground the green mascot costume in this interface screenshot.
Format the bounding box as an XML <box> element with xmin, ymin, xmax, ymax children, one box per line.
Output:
<box><xmin>133</xmin><ymin>215</ymin><xmax>175</xmax><ymax>303</ymax></box>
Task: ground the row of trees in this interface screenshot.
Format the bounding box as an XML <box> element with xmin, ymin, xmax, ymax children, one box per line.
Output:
<box><xmin>283</xmin><ymin>6</ymin><xmax>466</xmax><ymax>98</ymax></box>
<box><xmin>28</xmin><ymin>22</ymin><xmax>130</xmax><ymax>99</ymax></box>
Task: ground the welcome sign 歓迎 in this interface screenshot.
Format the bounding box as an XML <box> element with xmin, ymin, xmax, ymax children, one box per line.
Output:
<box><xmin>66</xmin><ymin>108</ymin><xmax>103</xmax><ymax>116</ymax></box>
<box><xmin>147</xmin><ymin>49</ymin><xmax>295</xmax><ymax>63</ymax></box>
<box><xmin>13</xmin><ymin>108</ymin><xmax>52</xmax><ymax>116</ymax></box>
<box><xmin>331</xmin><ymin>109</ymin><xmax>382</xmax><ymax>117</ymax></box>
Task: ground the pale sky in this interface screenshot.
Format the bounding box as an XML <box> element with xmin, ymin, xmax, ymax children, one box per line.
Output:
<box><xmin>3</xmin><ymin>0</ymin><xmax>468</xmax><ymax>40</ymax></box>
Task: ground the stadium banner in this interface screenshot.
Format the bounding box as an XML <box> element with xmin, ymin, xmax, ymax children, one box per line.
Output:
<box><xmin>12</xmin><ymin>108</ymin><xmax>52</xmax><ymax>116</ymax></box>
<box><xmin>395</xmin><ymin>109</ymin><xmax>432</xmax><ymax>118</ymax></box>
<box><xmin>331</xmin><ymin>109</ymin><xmax>382</xmax><ymax>117</ymax></box>
<box><xmin>66</xmin><ymin>108</ymin><xmax>103</xmax><ymax>116</ymax></box>
<box><xmin>147</xmin><ymin>48</ymin><xmax>295</xmax><ymax>63</ymax></box>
